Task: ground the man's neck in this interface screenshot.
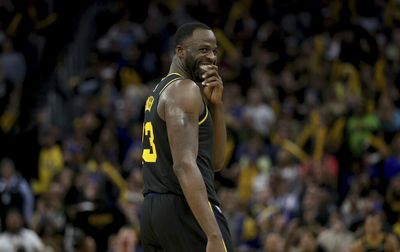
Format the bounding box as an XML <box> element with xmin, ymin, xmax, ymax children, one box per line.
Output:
<box><xmin>169</xmin><ymin>55</ymin><xmax>191</xmax><ymax>79</ymax></box>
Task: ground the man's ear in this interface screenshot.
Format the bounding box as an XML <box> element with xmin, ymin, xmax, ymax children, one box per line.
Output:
<box><xmin>176</xmin><ymin>45</ymin><xmax>185</xmax><ymax>58</ymax></box>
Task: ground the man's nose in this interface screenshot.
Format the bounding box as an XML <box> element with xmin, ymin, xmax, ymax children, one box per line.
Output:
<box><xmin>206</xmin><ymin>51</ymin><xmax>217</xmax><ymax>64</ymax></box>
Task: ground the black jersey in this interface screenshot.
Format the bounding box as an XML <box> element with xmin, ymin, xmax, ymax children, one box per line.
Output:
<box><xmin>141</xmin><ymin>73</ymin><xmax>220</xmax><ymax>205</ymax></box>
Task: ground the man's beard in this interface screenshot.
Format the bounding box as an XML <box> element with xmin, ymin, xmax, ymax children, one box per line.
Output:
<box><xmin>185</xmin><ymin>56</ymin><xmax>202</xmax><ymax>83</ymax></box>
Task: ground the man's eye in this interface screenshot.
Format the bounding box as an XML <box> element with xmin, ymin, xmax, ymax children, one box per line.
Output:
<box><xmin>200</xmin><ymin>48</ymin><xmax>209</xmax><ymax>53</ymax></box>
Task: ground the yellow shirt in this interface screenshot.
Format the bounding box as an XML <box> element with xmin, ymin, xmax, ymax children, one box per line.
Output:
<box><xmin>32</xmin><ymin>144</ymin><xmax>64</xmax><ymax>194</ymax></box>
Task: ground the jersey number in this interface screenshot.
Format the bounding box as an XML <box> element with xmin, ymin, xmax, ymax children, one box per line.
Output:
<box><xmin>142</xmin><ymin>122</ymin><xmax>157</xmax><ymax>163</ymax></box>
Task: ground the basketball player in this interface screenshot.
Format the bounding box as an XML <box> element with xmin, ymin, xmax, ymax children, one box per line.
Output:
<box><xmin>140</xmin><ymin>22</ymin><xmax>233</xmax><ymax>252</ymax></box>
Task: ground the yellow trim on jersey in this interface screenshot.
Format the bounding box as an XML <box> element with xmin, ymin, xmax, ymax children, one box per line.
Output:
<box><xmin>208</xmin><ymin>201</ymin><xmax>213</xmax><ymax>212</ymax></box>
<box><xmin>159</xmin><ymin>76</ymin><xmax>181</xmax><ymax>95</ymax></box>
<box><xmin>223</xmin><ymin>240</ymin><xmax>227</xmax><ymax>252</ymax></box>
<box><xmin>198</xmin><ymin>105</ymin><xmax>208</xmax><ymax>125</ymax></box>
<box><xmin>161</xmin><ymin>72</ymin><xmax>185</xmax><ymax>81</ymax></box>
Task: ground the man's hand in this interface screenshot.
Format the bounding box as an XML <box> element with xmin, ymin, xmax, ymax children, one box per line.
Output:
<box><xmin>201</xmin><ymin>65</ymin><xmax>223</xmax><ymax>106</ymax></box>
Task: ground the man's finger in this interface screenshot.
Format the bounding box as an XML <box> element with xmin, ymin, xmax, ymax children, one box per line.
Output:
<box><xmin>202</xmin><ymin>81</ymin><xmax>223</xmax><ymax>88</ymax></box>
<box><xmin>202</xmin><ymin>71</ymin><xmax>219</xmax><ymax>80</ymax></box>
<box><xmin>202</xmin><ymin>76</ymin><xmax>222</xmax><ymax>84</ymax></box>
<box><xmin>200</xmin><ymin>64</ymin><xmax>218</xmax><ymax>71</ymax></box>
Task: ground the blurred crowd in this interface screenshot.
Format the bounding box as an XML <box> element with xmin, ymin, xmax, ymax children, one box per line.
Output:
<box><xmin>1</xmin><ymin>0</ymin><xmax>400</xmax><ymax>251</ymax></box>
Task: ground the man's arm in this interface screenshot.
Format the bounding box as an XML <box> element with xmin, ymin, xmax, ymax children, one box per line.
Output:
<box><xmin>162</xmin><ymin>80</ymin><xmax>225</xmax><ymax>249</ymax></box>
<box><xmin>201</xmin><ymin>65</ymin><xmax>226</xmax><ymax>171</ymax></box>
<box><xmin>209</xmin><ymin>104</ymin><xmax>226</xmax><ymax>171</ymax></box>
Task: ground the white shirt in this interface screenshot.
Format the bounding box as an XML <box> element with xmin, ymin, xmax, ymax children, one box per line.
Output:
<box><xmin>0</xmin><ymin>229</ymin><xmax>45</xmax><ymax>252</ymax></box>
<box><xmin>244</xmin><ymin>104</ymin><xmax>275</xmax><ymax>136</ymax></box>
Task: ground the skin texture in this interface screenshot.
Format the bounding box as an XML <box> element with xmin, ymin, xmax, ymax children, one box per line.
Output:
<box><xmin>158</xmin><ymin>28</ymin><xmax>227</xmax><ymax>252</ymax></box>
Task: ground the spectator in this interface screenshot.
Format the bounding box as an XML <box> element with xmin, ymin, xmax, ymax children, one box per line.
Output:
<box><xmin>243</xmin><ymin>87</ymin><xmax>276</xmax><ymax>138</ymax></box>
<box><xmin>30</xmin><ymin>190</ymin><xmax>66</xmax><ymax>251</ymax></box>
<box><xmin>0</xmin><ymin>158</ymin><xmax>34</xmax><ymax>228</ymax></box>
<box><xmin>385</xmin><ymin>174</ymin><xmax>400</xmax><ymax>224</ymax></box>
<box><xmin>383</xmin><ymin>134</ymin><xmax>400</xmax><ymax>181</ymax></box>
<box><xmin>0</xmin><ymin>209</ymin><xmax>45</xmax><ymax>252</ymax></box>
<box><xmin>290</xmin><ymin>228</ymin><xmax>325</xmax><ymax>252</ymax></box>
<box><xmin>108</xmin><ymin>225</ymin><xmax>139</xmax><ymax>252</ymax></box>
<box><xmin>350</xmin><ymin>214</ymin><xmax>398</xmax><ymax>252</ymax></box>
<box><xmin>0</xmin><ymin>37</ymin><xmax>26</xmax><ymax>85</ymax></box>
<box><xmin>377</xmin><ymin>95</ymin><xmax>400</xmax><ymax>141</ymax></box>
<box><xmin>32</xmin><ymin>126</ymin><xmax>64</xmax><ymax>195</ymax></box>
<box><xmin>346</xmin><ymin>99</ymin><xmax>380</xmax><ymax>159</ymax></box>
<box><xmin>317</xmin><ymin>211</ymin><xmax>354</xmax><ymax>252</ymax></box>
<box><xmin>72</xmin><ymin>229</ymin><xmax>96</xmax><ymax>252</ymax></box>
<box><xmin>261</xmin><ymin>232</ymin><xmax>285</xmax><ymax>252</ymax></box>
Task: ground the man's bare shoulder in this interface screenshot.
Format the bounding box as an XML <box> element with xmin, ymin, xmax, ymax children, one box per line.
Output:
<box><xmin>169</xmin><ymin>78</ymin><xmax>200</xmax><ymax>94</ymax></box>
<box><xmin>162</xmin><ymin>78</ymin><xmax>202</xmax><ymax>104</ymax></box>
<box><xmin>158</xmin><ymin>78</ymin><xmax>203</xmax><ymax>119</ymax></box>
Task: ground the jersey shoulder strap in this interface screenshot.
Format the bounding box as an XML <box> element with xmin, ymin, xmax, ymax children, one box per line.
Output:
<box><xmin>154</xmin><ymin>72</ymin><xmax>185</xmax><ymax>96</ymax></box>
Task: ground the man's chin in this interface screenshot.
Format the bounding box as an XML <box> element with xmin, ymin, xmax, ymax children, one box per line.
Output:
<box><xmin>192</xmin><ymin>69</ymin><xmax>203</xmax><ymax>83</ymax></box>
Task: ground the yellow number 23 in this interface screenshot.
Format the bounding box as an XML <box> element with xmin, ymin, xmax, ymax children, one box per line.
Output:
<box><xmin>142</xmin><ymin>122</ymin><xmax>157</xmax><ymax>163</ymax></box>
